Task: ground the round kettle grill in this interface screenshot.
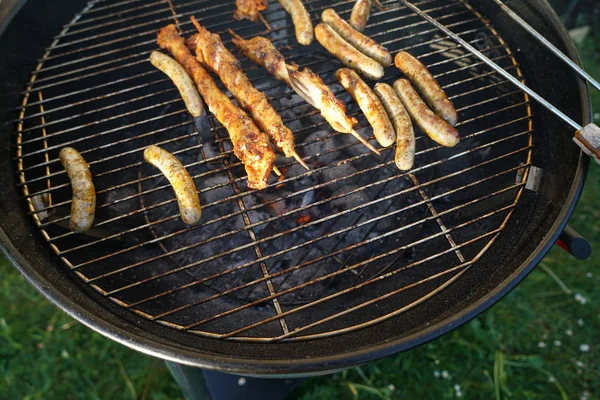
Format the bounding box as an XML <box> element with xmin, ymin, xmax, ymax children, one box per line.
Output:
<box><xmin>0</xmin><ymin>0</ymin><xmax>593</xmax><ymax>378</ymax></box>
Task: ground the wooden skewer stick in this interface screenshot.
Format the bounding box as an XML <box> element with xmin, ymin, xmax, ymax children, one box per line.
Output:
<box><xmin>292</xmin><ymin>151</ymin><xmax>310</xmax><ymax>170</ymax></box>
<box><xmin>258</xmin><ymin>13</ymin><xmax>272</xmax><ymax>31</ymax></box>
<box><xmin>273</xmin><ymin>166</ymin><xmax>282</xmax><ymax>176</ymax></box>
<box><xmin>350</xmin><ymin>130</ymin><xmax>381</xmax><ymax>155</ymax></box>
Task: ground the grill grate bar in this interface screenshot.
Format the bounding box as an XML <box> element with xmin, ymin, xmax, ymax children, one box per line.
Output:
<box><xmin>20</xmin><ymin>29</ymin><xmax>492</xmax><ymax>131</ymax></box>
<box><xmin>18</xmin><ymin>87</ymin><xmax>178</xmax><ymax>134</ymax></box>
<box><xmin>222</xmin><ymin>207</ymin><xmax>512</xmax><ymax>340</ymax></box>
<box><xmin>410</xmin><ymin>174</ymin><xmax>466</xmax><ymax>262</ymax></box>
<box><xmin>15</xmin><ymin>107</ymin><xmax>187</xmax><ymax>162</ymax></box>
<box><xmin>45</xmin><ymin>103</ymin><xmax>530</xmax><ymax>253</ymax></box>
<box><xmin>18</xmin><ymin>21</ymin><xmax>491</xmax><ymax>127</ymax></box>
<box><xmin>214</xmin><ymin>122</ymin><xmax>290</xmax><ymax>334</ymax></box>
<box><xmin>16</xmin><ymin>50</ymin><xmax>520</xmax><ymax>177</ymax></box>
<box><xmin>19</xmin><ymin>89</ymin><xmax>527</xmax><ymax>210</ymax></box>
<box><xmin>35</xmin><ymin>0</ymin><xmax>441</xmax><ymax>73</ymax></box>
<box><xmin>15</xmin><ymin>28</ymin><xmax>493</xmax><ymax>140</ymax></box>
<box><xmin>64</xmin><ymin>0</ymin><xmax>183</xmax><ymax>29</ymax></box>
<box><xmin>15</xmin><ymin>70</ymin><xmax>157</xmax><ymax>111</ymax></box>
<box><xmin>45</xmin><ymin>0</ymin><xmax>432</xmax><ymax>54</ymax></box>
<box><xmin>266</xmin><ymin>151</ymin><xmax>398</xmax><ymax>301</ymax></box>
<box><xmin>16</xmin><ymin>0</ymin><xmax>535</xmax><ymax>341</ymax></box>
<box><xmin>21</xmin><ymin>1</ymin><xmax>465</xmax><ymax>97</ymax></box>
<box><xmin>98</xmin><ymin>140</ymin><xmax>531</xmax><ymax>295</ymax></box>
<box><xmin>138</xmin><ymin>179</ymin><xmax>522</xmax><ymax>322</ymax></box>
<box><xmin>268</xmin><ymin>190</ymin><xmax>524</xmax><ymax>341</ymax></box>
<box><xmin>185</xmin><ymin>204</ymin><xmax>514</xmax><ymax>331</ymax></box>
<box><xmin>28</xmin><ymin>103</ymin><xmax>531</xmax><ymax>240</ymax></box>
<box><xmin>78</xmin><ymin>0</ymin><xmax>147</xmax><ymax>16</ymax></box>
<box><xmin>18</xmin><ymin>120</ymin><xmax>193</xmax><ymax>174</ymax></box>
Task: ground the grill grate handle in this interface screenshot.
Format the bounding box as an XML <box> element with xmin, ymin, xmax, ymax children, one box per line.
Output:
<box><xmin>492</xmin><ymin>0</ymin><xmax>600</xmax><ymax>92</ymax></box>
<box><xmin>400</xmin><ymin>0</ymin><xmax>600</xmax><ymax>164</ymax></box>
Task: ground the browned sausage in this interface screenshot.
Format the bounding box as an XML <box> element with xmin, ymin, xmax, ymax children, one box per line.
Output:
<box><xmin>393</xmin><ymin>79</ymin><xmax>459</xmax><ymax>148</ymax></box>
<box><xmin>350</xmin><ymin>0</ymin><xmax>371</xmax><ymax>32</ymax></box>
<box><xmin>322</xmin><ymin>8</ymin><xmax>392</xmax><ymax>67</ymax></box>
<box><xmin>144</xmin><ymin>145</ymin><xmax>202</xmax><ymax>225</ymax></box>
<box><xmin>337</xmin><ymin>68</ymin><xmax>395</xmax><ymax>147</ymax></box>
<box><xmin>349</xmin><ymin>0</ymin><xmax>386</xmax><ymax>32</ymax></box>
<box><xmin>315</xmin><ymin>23</ymin><xmax>384</xmax><ymax>80</ymax></box>
<box><xmin>278</xmin><ymin>0</ymin><xmax>313</xmax><ymax>45</ymax></box>
<box><xmin>394</xmin><ymin>51</ymin><xmax>458</xmax><ymax>126</ymax></box>
<box><xmin>150</xmin><ymin>51</ymin><xmax>204</xmax><ymax>117</ymax></box>
<box><xmin>59</xmin><ymin>147</ymin><xmax>96</xmax><ymax>232</ymax></box>
<box><xmin>374</xmin><ymin>83</ymin><xmax>415</xmax><ymax>170</ymax></box>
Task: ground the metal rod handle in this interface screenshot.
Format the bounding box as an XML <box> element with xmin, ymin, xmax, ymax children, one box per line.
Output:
<box><xmin>399</xmin><ymin>0</ymin><xmax>583</xmax><ymax>131</ymax></box>
<box><xmin>492</xmin><ymin>0</ymin><xmax>600</xmax><ymax>92</ymax></box>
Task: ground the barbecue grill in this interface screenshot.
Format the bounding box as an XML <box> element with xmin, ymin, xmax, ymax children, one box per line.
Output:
<box><xmin>0</xmin><ymin>0</ymin><xmax>593</xmax><ymax>382</ymax></box>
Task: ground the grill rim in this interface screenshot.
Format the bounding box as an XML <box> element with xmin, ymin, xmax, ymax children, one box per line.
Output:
<box><xmin>0</xmin><ymin>0</ymin><xmax>591</xmax><ymax>376</ymax></box>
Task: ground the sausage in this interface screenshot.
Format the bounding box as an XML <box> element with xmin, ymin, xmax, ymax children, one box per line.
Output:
<box><xmin>336</xmin><ymin>68</ymin><xmax>395</xmax><ymax>147</ymax></box>
<box><xmin>150</xmin><ymin>51</ymin><xmax>204</xmax><ymax>117</ymax></box>
<box><xmin>278</xmin><ymin>0</ymin><xmax>313</xmax><ymax>45</ymax></box>
<box><xmin>315</xmin><ymin>23</ymin><xmax>384</xmax><ymax>80</ymax></box>
<box><xmin>349</xmin><ymin>0</ymin><xmax>386</xmax><ymax>32</ymax></box>
<box><xmin>374</xmin><ymin>83</ymin><xmax>415</xmax><ymax>170</ymax></box>
<box><xmin>350</xmin><ymin>0</ymin><xmax>371</xmax><ymax>32</ymax></box>
<box><xmin>394</xmin><ymin>51</ymin><xmax>458</xmax><ymax>126</ymax></box>
<box><xmin>144</xmin><ymin>145</ymin><xmax>202</xmax><ymax>225</ymax></box>
<box><xmin>59</xmin><ymin>147</ymin><xmax>95</xmax><ymax>232</ymax></box>
<box><xmin>322</xmin><ymin>8</ymin><xmax>392</xmax><ymax>67</ymax></box>
<box><xmin>393</xmin><ymin>79</ymin><xmax>459</xmax><ymax>148</ymax></box>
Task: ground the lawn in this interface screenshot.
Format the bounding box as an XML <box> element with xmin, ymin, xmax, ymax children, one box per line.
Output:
<box><xmin>2</xmin><ymin>20</ymin><xmax>599</xmax><ymax>400</ymax></box>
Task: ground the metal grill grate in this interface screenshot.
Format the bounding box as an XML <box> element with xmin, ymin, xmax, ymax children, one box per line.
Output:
<box><xmin>15</xmin><ymin>0</ymin><xmax>533</xmax><ymax>341</ymax></box>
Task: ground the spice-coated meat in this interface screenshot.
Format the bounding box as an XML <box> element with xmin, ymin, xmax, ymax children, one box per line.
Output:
<box><xmin>189</xmin><ymin>19</ymin><xmax>297</xmax><ymax>160</ymax></box>
<box><xmin>234</xmin><ymin>0</ymin><xmax>268</xmax><ymax>22</ymax></box>
<box><xmin>157</xmin><ymin>25</ymin><xmax>275</xmax><ymax>190</ymax></box>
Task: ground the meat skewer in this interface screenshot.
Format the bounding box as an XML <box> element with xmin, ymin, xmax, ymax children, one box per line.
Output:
<box><xmin>393</xmin><ymin>79</ymin><xmax>459</xmax><ymax>148</ymax></box>
<box><xmin>233</xmin><ymin>0</ymin><xmax>271</xmax><ymax>30</ymax></box>
<box><xmin>278</xmin><ymin>0</ymin><xmax>313</xmax><ymax>45</ymax></box>
<box><xmin>395</xmin><ymin>51</ymin><xmax>458</xmax><ymax>126</ymax></box>
<box><xmin>189</xmin><ymin>17</ymin><xmax>308</xmax><ymax>170</ymax></box>
<box><xmin>59</xmin><ymin>147</ymin><xmax>96</xmax><ymax>232</ymax></box>
<box><xmin>321</xmin><ymin>8</ymin><xmax>392</xmax><ymax>67</ymax></box>
<box><xmin>315</xmin><ymin>23</ymin><xmax>384</xmax><ymax>80</ymax></box>
<box><xmin>336</xmin><ymin>68</ymin><xmax>395</xmax><ymax>148</ymax></box>
<box><xmin>374</xmin><ymin>82</ymin><xmax>415</xmax><ymax>170</ymax></box>
<box><xmin>144</xmin><ymin>145</ymin><xmax>202</xmax><ymax>225</ymax></box>
<box><xmin>349</xmin><ymin>0</ymin><xmax>386</xmax><ymax>32</ymax></box>
<box><xmin>157</xmin><ymin>24</ymin><xmax>275</xmax><ymax>190</ymax></box>
<box><xmin>229</xmin><ymin>30</ymin><xmax>380</xmax><ymax>155</ymax></box>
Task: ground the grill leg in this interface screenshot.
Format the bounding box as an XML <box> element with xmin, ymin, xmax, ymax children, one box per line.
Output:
<box><xmin>166</xmin><ymin>361</ymin><xmax>304</xmax><ymax>400</ymax></box>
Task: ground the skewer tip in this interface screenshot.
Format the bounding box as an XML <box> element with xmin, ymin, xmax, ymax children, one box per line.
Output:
<box><xmin>190</xmin><ymin>15</ymin><xmax>201</xmax><ymax>32</ymax></box>
<box><xmin>292</xmin><ymin>151</ymin><xmax>310</xmax><ymax>170</ymax></box>
<box><xmin>258</xmin><ymin>13</ymin><xmax>272</xmax><ymax>31</ymax></box>
<box><xmin>228</xmin><ymin>29</ymin><xmax>243</xmax><ymax>41</ymax></box>
<box><xmin>350</xmin><ymin>130</ymin><xmax>381</xmax><ymax>155</ymax></box>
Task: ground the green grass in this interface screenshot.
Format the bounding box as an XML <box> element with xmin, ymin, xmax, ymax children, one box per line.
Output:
<box><xmin>2</xmin><ymin>29</ymin><xmax>600</xmax><ymax>400</ymax></box>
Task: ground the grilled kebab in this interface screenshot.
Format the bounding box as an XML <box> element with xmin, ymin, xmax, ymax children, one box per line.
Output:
<box><xmin>157</xmin><ymin>25</ymin><xmax>275</xmax><ymax>190</ymax></box>
<box><xmin>229</xmin><ymin>30</ymin><xmax>380</xmax><ymax>155</ymax></box>
<box><xmin>189</xmin><ymin>17</ymin><xmax>308</xmax><ymax>170</ymax></box>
